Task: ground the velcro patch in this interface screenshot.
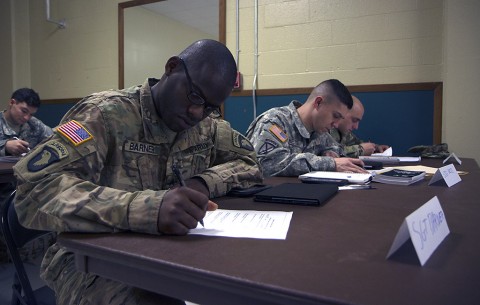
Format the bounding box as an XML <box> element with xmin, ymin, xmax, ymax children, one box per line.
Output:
<box><xmin>269</xmin><ymin>124</ymin><xmax>288</xmax><ymax>142</ymax></box>
<box><xmin>232</xmin><ymin>131</ymin><xmax>254</xmax><ymax>151</ymax></box>
<box><xmin>27</xmin><ymin>141</ymin><xmax>69</xmax><ymax>172</ymax></box>
<box><xmin>258</xmin><ymin>139</ymin><xmax>278</xmax><ymax>155</ymax></box>
<box><xmin>57</xmin><ymin>120</ymin><xmax>93</xmax><ymax>146</ymax></box>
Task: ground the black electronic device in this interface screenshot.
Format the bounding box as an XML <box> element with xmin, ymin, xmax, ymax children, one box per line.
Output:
<box><xmin>254</xmin><ymin>183</ymin><xmax>338</xmax><ymax>206</ymax></box>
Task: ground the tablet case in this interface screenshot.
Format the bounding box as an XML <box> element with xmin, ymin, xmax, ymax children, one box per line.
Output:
<box><xmin>254</xmin><ymin>183</ymin><xmax>338</xmax><ymax>206</ymax></box>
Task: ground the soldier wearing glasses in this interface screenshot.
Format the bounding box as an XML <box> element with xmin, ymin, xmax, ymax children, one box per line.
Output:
<box><xmin>13</xmin><ymin>39</ymin><xmax>262</xmax><ymax>305</ymax></box>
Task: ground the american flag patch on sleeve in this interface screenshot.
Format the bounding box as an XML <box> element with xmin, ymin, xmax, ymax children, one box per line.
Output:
<box><xmin>269</xmin><ymin>124</ymin><xmax>288</xmax><ymax>142</ymax></box>
<box><xmin>57</xmin><ymin>120</ymin><xmax>93</xmax><ymax>146</ymax></box>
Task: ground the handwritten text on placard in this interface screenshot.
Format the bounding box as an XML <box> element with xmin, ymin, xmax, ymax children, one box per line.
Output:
<box><xmin>387</xmin><ymin>196</ymin><xmax>450</xmax><ymax>266</ymax></box>
<box><xmin>429</xmin><ymin>164</ymin><xmax>461</xmax><ymax>187</ymax></box>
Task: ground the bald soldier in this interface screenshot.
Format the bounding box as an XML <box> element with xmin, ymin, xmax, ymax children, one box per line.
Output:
<box><xmin>246</xmin><ymin>79</ymin><xmax>366</xmax><ymax>177</ymax></box>
<box><xmin>13</xmin><ymin>39</ymin><xmax>262</xmax><ymax>305</ymax></box>
<box><xmin>329</xmin><ymin>96</ymin><xmax>389</xmax><ymax>158</ymax></box>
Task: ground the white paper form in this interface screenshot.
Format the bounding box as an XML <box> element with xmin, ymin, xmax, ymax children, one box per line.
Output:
<box><xmin>188</xmin><ymin>209</ymin><xmax>293</xmax><ymax>240</ymax></box>
<box><xmin>372</xmin><ymin>147</ymin><xmax>393</xmax><ymax>156</ymax></box>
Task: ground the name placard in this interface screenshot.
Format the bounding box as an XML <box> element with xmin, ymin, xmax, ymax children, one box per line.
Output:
<box><xmin>429</xmin><ymin>163</ymin><xmax>461</xmax><ymax>187</ymax></box>
<box><xmin>443</xmin><ymin>152</ymin><xmax>462</xmax><ymax>165</ymax></box>
<box><xmin>386</xmin><ymin>196</ymin><xmax>450</xmax><ymax>266</ymax></box>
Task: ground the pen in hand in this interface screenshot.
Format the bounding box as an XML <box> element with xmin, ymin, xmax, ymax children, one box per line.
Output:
<box><xmin>13</xmin><ymin>137</ymin><xmax>30</xmax><ymax>149</ymax></box>
<box><xmin>171</xmin><ymin>163</ymin><xmax>205</xmax><ymax>227</ymax></box>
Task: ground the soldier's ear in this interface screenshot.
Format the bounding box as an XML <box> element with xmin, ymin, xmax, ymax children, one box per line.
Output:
<box><xmin>164</xmin><ymin>56</ymin><xmax>181</xmax><ymax>76</ymax></box>
<box><xmin>313</xmin><ymin>96</ymin><xmax>324</xmax><ymax>109</ymax></box>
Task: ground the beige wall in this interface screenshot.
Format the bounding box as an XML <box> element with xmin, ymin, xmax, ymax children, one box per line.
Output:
<box><xmin>28</xmin><ymin>0</ymin><xmax>119</xmax><ymax>100</ymax></box>
<box><xmin>225</xmin><ymin>0</ymin><xmax>443</xmax><ymax>89</ymax></box>
<box><xmin>0</xmin><ymin>0</ymin><xmax>14</xmax><ymax>106</ymax></box>
<box><xmin>225</xmin><ymin>0</ymin><xmax>479</xmax><ymax>163</ymax></box>
<box><xmin>124</xmin><ymin>6</ymin><xmax>214</xmax><ymax>88</ymax></box>
<box><xmin>443</xmin><ymin>0</ymin><xmax>480</xmax><ymax>161</ymax></box>
<box><xmin>2</xmin><ymin>0</ymin><xmax>479</xmax><ymax>162</ymax></box>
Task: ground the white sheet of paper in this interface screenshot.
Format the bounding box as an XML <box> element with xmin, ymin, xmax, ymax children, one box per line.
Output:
<box><xmin>387</xmin><ymin>196</ymin><xmax>450</xmax><ymax>266</ymax></box>
<box><xmin>188</xmin><ymin>209</ymin><xmax>293</xmax><ymax>240</ymax></box>
<box><xmin>397</xmin><ymin>156</ymin><xmax>421</xmax><ymax>162</ymax></box>
<box><xmin>372</xmin><ymin>147</ymin><xmax>392</xmax><ymax>156</ymax></box>
<box><xmin>429</xmin><ymin>164</ymin><xmax>462</xmax><ymax>187</ymax></box>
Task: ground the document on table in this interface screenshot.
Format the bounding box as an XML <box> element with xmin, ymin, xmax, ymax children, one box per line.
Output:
<box><xmin>370</xmin><ymin>147</ymin><xmax>421</xmax><ymax>162</ymax></box>
<box><xmin>372</xmin><ymin>147</ymin><xmax>393</xmax><ymax>156</ymax></box>
<box><xmin>188</xmin><ymin>209</ymin><xmax>293</xmax><ymax>240</ymax></box>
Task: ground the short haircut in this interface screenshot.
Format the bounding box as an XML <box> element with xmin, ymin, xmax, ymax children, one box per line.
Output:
<box><xmin>312</xmin><ymin>79</ymin><xmax>353</xmax><ymax>109</ymax></box>
<box><xmin>179</xmin><ymin>39</ymin><xmax>237</xmax><ymax>88</ymax></box>
<box><xmin>11</xmin><ymin>88</ymin><xmax>41</xmax><ymax>108</ymax></box>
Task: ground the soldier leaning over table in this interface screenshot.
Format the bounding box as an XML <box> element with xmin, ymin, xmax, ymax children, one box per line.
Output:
<box><xmin>0</xmin><ymin>88</ymin><xmax>54</xmax><ymax>263</ymax></box>
<box><xmin>13</xmin><ymin>39</ymin><xmax>262</xmax><ymax>305</ymax></box>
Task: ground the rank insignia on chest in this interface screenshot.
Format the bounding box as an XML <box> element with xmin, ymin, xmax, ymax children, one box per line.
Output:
<box><xmin>269</xmin><ymin>124</ymin><xmax>288</xmax><ymax>142</ymax></box>
<box><xmin>56</xmin><ymin>120</ymin><xmax>93</xmax><ymax>146</ymax></box>
<box><xmin>27</xmin><ymin>141</ymin><xmax>69</xmax><ymax>172</ymax></box>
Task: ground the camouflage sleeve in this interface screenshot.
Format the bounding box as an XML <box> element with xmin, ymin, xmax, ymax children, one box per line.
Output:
<box><xmin>344</xmin><ymin>132</ymin><xmax>364</xmax><ymax>146</ymax></box>
<box><xmin>247</xmin><ymin>120</ymin><xmax>335</xmax><ymax>177</ymax></box>
<box><xmin>342</xmin><ymin>132</ymin><xmax>364</xmax><ymax>158</ymax></box>
<box><xmin>318</xmin><ymin>132</ymin><xmax>345</xmax><ymax>157</ymax></box>
<box><xmin>13</xmin><ymin>100</ymin><xmax>162</xmax><ymax>235</ymax></box>
<box><xmin>38</xmin><ymin>119</ymin><xmax>54</xmax><ymax>139</ymax></box>
<box><xmin>193</xmin><ymin>119</ymin><xmax>263</xmax><ymax>197</ymax></box>
<box><xmin>0</xmin><ymin>119</ymin><xmax>10</xmax><ymax>156</ymax></box>
<box><xmin>343</xmin><ymin>144</ymin><xmax>363</xmax><ymax>158</ymax></box>
<box><xmin>0</xmin><ymin>139</ymin><xmax>8</xmax><ymax>156</ymax></box>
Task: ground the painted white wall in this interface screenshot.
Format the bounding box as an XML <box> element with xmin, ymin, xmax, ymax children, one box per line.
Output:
<box><xmin>124</xmin><ymin>6</ymin><xmax>214</xmax><ymax>88</ymax></box>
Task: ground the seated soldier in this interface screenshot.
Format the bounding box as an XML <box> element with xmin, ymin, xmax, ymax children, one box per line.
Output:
<box><xmin>246</xmin><ymin>79</ymin><xmax>366</xmax><ymax>177</ymax></box>
<box><xmin>329</xmin><ymin>95</ymin><xmax>389</xmax><ymax>157</ymax></box>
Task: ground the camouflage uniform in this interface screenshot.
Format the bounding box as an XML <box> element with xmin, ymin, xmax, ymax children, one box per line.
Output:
<box><xmin>329</xmin><ymin>128</ymin><xmax>364</xmax><ymax>158</ymax></box>
<box><xmin>0</xmin><ymin>111</ymin><xmax>54</xmax><ymax>262</ymax></box>
<box><xmin>246</xmin><ymin>101</ymin><xmax>343</xmax><ymax>177</ymax></box>
<box><xmin>13</xmin><ymin>78</ymin><xmax>262</xmax><ymax>305</ymax></box>
<box><xmin>0</xmin><ymin>111</ymin><xmax>53</xmax><ymax>156</ymax></box>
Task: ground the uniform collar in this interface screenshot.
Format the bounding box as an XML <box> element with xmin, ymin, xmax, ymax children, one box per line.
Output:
<box><xmin>289</xmin><ymin>101</ymin><xmax>311</xmax><ymax>139</ymax></box>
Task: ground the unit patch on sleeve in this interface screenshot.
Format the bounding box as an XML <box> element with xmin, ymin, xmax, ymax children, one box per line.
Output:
<box><xmin>258</xmin><ymin>139</ymin><xmax>278</xmax><ymax>155</ymax></box>
<box><xmin>232</xmin><ymin>131</ymin><xmax>254</xmax><ymax>151</ymax></box>
<box><xmin>27</xmin><ymin>141</ymin><xmax>69</xmax><ymax>172</ymax></box>
<box><xmin>269</xmin><ymin>124</ymin><xmax>288</xmax><ymax>142</ymax></box>
<box><xmin>57</xmin><ymin>120</ymin><xmax>93</xmax><ymax>146</ymax></box>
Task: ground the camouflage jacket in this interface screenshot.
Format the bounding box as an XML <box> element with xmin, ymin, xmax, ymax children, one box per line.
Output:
<box><xmin>13</xmin><ymin>78</ymin><xmax>262</xmax><ymax>235</ymax></box>
<box><xmin>0</xmin><ymin>111</ymin><xmax>53</xmax><ymax>156</ymax></box>
<box><xmin>329</xmin><ymin>128</ymin><xmax>364</xmax><ymax>158</ymax></box>
<box><xmin>246</xmin><ymin>101</ymin><xmax>343</xmax><ymax>177</ymax></box>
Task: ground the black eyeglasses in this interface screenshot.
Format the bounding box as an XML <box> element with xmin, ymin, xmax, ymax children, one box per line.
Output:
<box><xmin>178</xmin><ymin>58</ymin><xmax>220</xmax><ymax>116</ymax></box>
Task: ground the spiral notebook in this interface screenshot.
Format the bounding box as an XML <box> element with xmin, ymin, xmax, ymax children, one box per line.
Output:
<box><xmin>254</xmin><ymin>183</ymin><xmax>338</xmax><ymax>206</ymax></box>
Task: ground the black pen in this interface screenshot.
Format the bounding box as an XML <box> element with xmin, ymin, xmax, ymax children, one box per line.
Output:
<box><xmin>171</xmin><ymin>164</ymin><xmax>205</xmax><ymax>227</ymax></box>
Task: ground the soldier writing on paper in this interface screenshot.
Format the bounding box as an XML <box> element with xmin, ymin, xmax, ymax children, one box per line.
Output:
<box><xmin>246</xmin><ymin>79</ymin><xmax>367</xmax><ymax>177</ymax></box>
<box><xmin>329</xmin><ymin>95</ymin><xmax>389</xmax><ymax>158</ymax></box>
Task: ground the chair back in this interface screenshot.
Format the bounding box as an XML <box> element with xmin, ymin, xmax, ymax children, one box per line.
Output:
<box><xmin>0</xmin><ymin>190</ymin><xmax>55</xmax><ymax>305</ymax></box>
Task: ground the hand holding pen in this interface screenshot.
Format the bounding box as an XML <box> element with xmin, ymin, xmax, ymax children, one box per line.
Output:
<box><xmin>171</xmin><ymin>164</ymin><xmax>217</xmax><ymax>228</ymax></box>
<box><xmin>6</xmin><ymin>137</ymin><xmax>30</xmax><ymax>156</ymax></box>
